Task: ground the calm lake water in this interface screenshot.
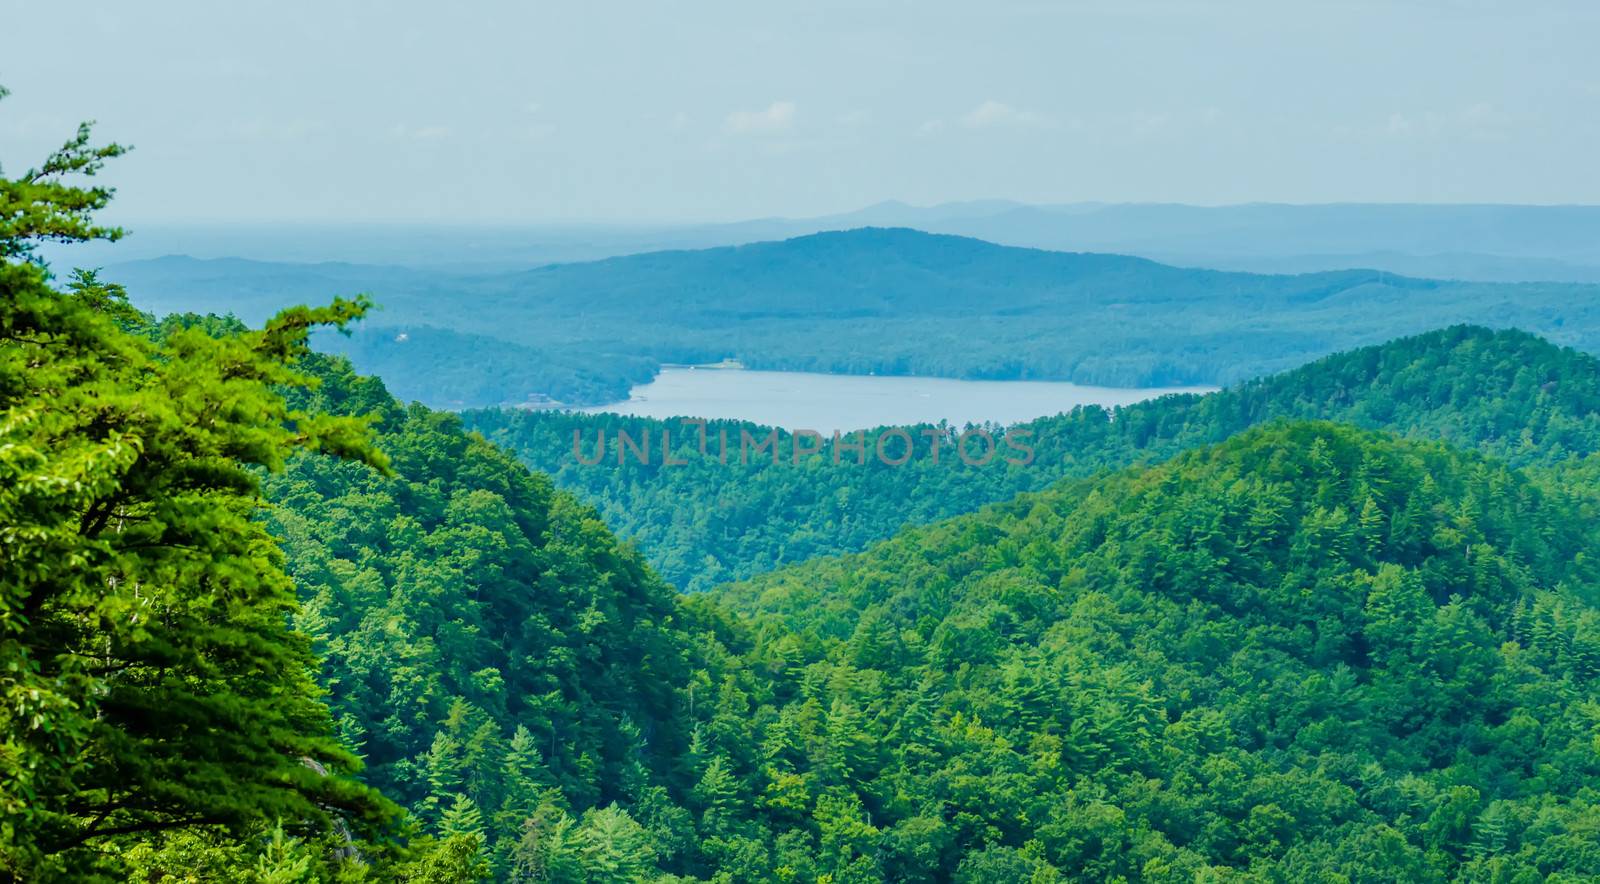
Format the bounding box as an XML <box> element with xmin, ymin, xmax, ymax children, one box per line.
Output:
<box><xmin>579</xmin><ymin>368</ymin><xmax>1216</xmax><ymax>433</ymax></box>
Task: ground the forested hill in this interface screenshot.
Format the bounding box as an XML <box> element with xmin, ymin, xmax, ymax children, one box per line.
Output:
<box><xmin>690</xmin><ymin>422</ymin><xmax>1600</xmax><ymax>879</ymax></box>
<box><xmin>465</xmin><ymin>325</ymin><xmax>1600</xmax><ymax>591</ymax></box>
<box><xmin>263</xmin><ymin>348</ymin><xmax>1600</xmax><ymax>880</ymax></box>
<box><xmin>261</xmin><ymin>354</ymin><xmax>710</xmax><ymax>876</ymax></box>
<box><xmin>112</xmin><ymin>228</ymin><xmax>1600</xmax><ymax>408</ymax></box>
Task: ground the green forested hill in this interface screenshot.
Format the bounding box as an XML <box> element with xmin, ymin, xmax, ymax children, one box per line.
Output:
<box><xmin>465</xmin><ymin>325</ymin><xmax>1600</xmax><ymax>591</ymax></box>
<box><xmin>689</xmin><ymin>423</ymin><xmax>1600</xmax><ymax>880</ymax></box>
<box><xmin>267</xmin><ymin>350</ymin><xmax>1600</xmax><ymax>880</ymax></box>
<box><xmin>321</xmin><ymin>325</ymin><xmax>658</xmax><ymax>409</ymax></box>
<box><xmin>262</xmin><ymin>356</ymin><xmax>711</xmax><ymax>876</ymax></box>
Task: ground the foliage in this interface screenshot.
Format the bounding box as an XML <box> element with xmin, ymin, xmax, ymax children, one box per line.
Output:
<box><xmin>262</xmin><ymin>356</ymin><xmax>704</xmax><ymax>878</ymax></box>
<box><xmin>0</xmin><ymin>85</ymin><xmax>128</xmax><ymax>263</ymax></box>
<box><xmin>467</xmin><ymin>325</ymin><xmax>1600</xmax><ymax>590</ymax></box>
<box><xmin>684</xmin><ymin>423</ymin><xmax>1600</xmax><ymax>879</ymax></box>
<box><xmin>0</xmin><ymin>89</ymin><xmax>398</xmax><ymax>881</ymax></box>
<box><xmin>274</xmin><ymin>332</ymin><xmax>1600</xmax><ymax>880</ymax></box>
<box><xmin>314</xmin><ymin>325</ymin><xmax>656</xmax><ymax>410</ymax></box>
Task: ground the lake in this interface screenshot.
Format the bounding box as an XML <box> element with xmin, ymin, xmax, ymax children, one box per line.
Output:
<box><xmin>579</xmin><ymin>367</ymin><xmax>1216</xmax><ymax>433</ymax></box>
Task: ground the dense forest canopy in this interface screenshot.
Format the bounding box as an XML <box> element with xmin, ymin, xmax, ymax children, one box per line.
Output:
<box><xmin>111</xmin><ymin>229</ymin><xmax>1600</xmax><ymax>408</ymax></box>
<box><xmin>263</xmin><ymin>354</ymin><xmax>709</xmax><ymax>876</ymax></box>
<box><xmin>254</xmin><ymin>321</ymin><xmax>1600</xmax><ymax>880</ymax></box>
<box><xmin>691</xmin><ymin>423</ymin><xmax>1600</xmax><ymax>881</ymax></box>
<box><xmin>466</xmin><ymin>325</ymin><xmax>1600</xmax><ymax>591</ymax></box>
<box><xmin>195</xmin><ymin>340</ymin><xmax>1600</xmax><ymax>880</ymax></box>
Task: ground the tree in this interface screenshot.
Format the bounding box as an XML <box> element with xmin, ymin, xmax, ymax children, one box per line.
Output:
<box><xmin>250</xmin><ymin>824</ymin><xmax>320</xmax><ymax>884</ymax></box>
<box><xmin>0</xmin><ymin>85</ymin><xmax>127</xmax><ymax>263</ymax></box>
<box><xmin>0</xmin><ymin>86</ymin><xmax>394</xmax><ymax>878</ymax></box>
<box><xmin>690</xmin><ymin>756</ymin><xmax>741</xmax><ymax>837</ymax></box>
<box><xmin>573</xmin><ymin>805</ymin><xmax>656</xmax><ymax>883</ymax></box>
<box><xmin>439</xmin><ymin>795</ymin><xmax>487</xmax><ymax>843</ymax></box>
<box><xmin>507</xmin><ymin>801</ymin><xmax>584</xmax><ymax>883</ymax></box>
<box><xmin>394</xmin><ymin>835</ymin><xmax>492</xmax><ymax>884</ymax></box>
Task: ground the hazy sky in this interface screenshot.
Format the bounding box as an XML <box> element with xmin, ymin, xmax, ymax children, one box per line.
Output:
<box><xmin>3</xmin><ymin>0</ymin><xmax>1596</xmax><ymax>223</ymax></box>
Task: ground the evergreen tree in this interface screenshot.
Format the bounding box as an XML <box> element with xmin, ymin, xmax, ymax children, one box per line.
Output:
<box><xmin>0</xmin><ymin>87</ymin><xmax>394</xmax><ymax>879</ymax></box>
<box><xmin>439</xmin><ymin>795</ymin><xmax>487</xmax><ymax>843</ymax></box>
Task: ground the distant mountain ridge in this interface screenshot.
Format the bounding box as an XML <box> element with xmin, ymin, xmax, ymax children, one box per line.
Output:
<box><xmin>54</xmin><ymin>201</ymin><xmax>1600</xmax><ymax>283</ymax></box>
<box><xmin>106</xmin><ymin>226</ymin><xmax>1600</xmax><ymax>409</ymax></box>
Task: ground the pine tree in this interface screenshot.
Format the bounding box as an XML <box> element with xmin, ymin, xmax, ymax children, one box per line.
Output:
<box><xmin>500</xmin><ymin>724</ymin><xmax>552</xmax><ymax>821</ymax></box>
<box><xmin>575</xmin><ymin>805</ymin><xmax>656</xmax><ymax>883</ymax></box>
<box><xmin>250</xmin><ymin>823</ymin><xmax>318</xmax><ymax>884</ymax></box>
<box><xmin>439</xmin><ymin>794</ymin><xmax>487</xmax><ymax>843</ymax></box>
<box><xmin>418</xmin><ymin>730</ymin><xmax>469</xmax><ymax>824</ymax></box>
<box><xmin>0</xmin><ymin>87</ymin><xmax>394</xmax><ymax>877</ymax></box>
<box><xmin>691</xmin><ymin>756</ymin><xmax>741</xmax><ymax>836</ymax></box>
<box><xmin>509</xmin><ymin>801</ymin><xmax>584</xmax><ymax>883</ymax></box>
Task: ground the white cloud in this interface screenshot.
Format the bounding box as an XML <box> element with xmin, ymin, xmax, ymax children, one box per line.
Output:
<box><xmin>723</xmin><ymin>101</ymin><xmax>796</xmax><ymax>136</ymax></box>
<box><xmin>228</xmin><ymin>118</ymin><xmax>328</xmax><ymax>141</ymax></box>
<box><xmin>1382</xmin><ymin>103</ymin><xmax>1512</xmax><ymax>141</ymax></box>
<box><xmin>916</xmin><ymin>119</ymin><xmax>946</xmax><ymax>137</ymax></box>
<box><xmin>390</xmin><ymin>124</ymin><xmax>451</xmax><ymax>140</ymax></box>
<box><xmin>959</xmin><ymin>100</ymin><xmax>1053</xmax><ymax>129</ymax></box>
<box><xmin>1124</xmin><ymin>110</ymin><xmax>1172</xmax><ymax>136</ymax></box>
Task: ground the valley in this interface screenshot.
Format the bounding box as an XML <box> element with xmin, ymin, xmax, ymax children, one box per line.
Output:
<box><xmin>10</xmin><ymin>15</ymin><xmax>1600</xmax><ymax>879</ymax></box>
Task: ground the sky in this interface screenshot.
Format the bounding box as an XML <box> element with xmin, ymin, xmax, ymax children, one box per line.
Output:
<box><xmin>2</xmin><ymin>0</ymin><xmax>1597</xmax><ymax>224</ymax></box>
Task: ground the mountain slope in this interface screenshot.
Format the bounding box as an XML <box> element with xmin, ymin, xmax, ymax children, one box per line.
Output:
<box><xmin>689</xmin><ymin>422</ymin><xmax>1600</xmax><ymax>880</ymax></box>
<box><xmin>236</xmin><ymin>336</ymin><xmax>1600</xmax><ymax>880</ymax></box>
<box><xmin>466</xmin><ymin>325</ymin><xmax>1600</xmax><ymax>590</ymax></box>
<box><xmin>262</xmin><ymin>356</ymin><xmax>712</xmax><ymax>876</ymax></box>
